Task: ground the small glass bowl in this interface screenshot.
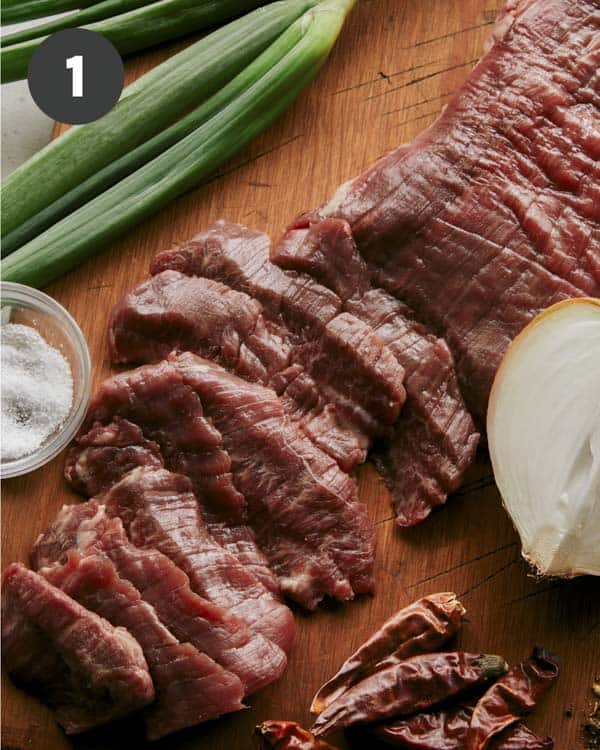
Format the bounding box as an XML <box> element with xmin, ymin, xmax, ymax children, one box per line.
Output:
<box><xmin>1</xmin><ymin>282</ymin><xmax>91</xmax><ymax>479</ymax></box>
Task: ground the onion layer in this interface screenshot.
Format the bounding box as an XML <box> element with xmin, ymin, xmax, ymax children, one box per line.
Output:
<box><xmin>488</xmin><ymin>298</ymin><xmax>600</xmax><ymax>578</ymax></box>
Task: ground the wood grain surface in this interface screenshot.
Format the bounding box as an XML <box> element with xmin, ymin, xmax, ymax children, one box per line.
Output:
<box><xmin>2</xmin><ymin>1</ymin><xmax>599</xmax><ymax>748</ymax></box>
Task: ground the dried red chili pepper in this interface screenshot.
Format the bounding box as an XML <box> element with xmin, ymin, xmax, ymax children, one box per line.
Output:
<box><xmin>465</xmin><ymin>646</ymin><xmax>559</xmax><ymax>750</ymax></box>
<box><xmin>311</xmin><ymin>593</ymin><xmax>465</xmax><ymax>715</ymax></box>
<box><xmin>254</xmin><ymin>721</ymin><xmax>337</xmax><ymax>750</ymax></box>
<box><xmin>373</xmin><ymin>706</ymin><xmax>553</xmax><ymax>749</ymax></box>
<box><xmin>311</xmin><ymin>651</ymin><xmax>507</xmax><ymax>737</ymax></box>
<box><xmin>495</xmin><ymin>723</ymin><xmax>553</xmax><ymax>749</ymax></box>
<box><xmin>373</xmin><ymin>706</ymin><xmax>471</xmax><ymax>748</ymax></box>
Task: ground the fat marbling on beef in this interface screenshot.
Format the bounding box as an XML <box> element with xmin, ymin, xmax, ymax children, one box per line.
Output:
<box><xmin>1</xmin><ymin>563</ymin><xmax>154</xmax><ymax>734</ymax></box>
<box><xmin>32</xmin><ymin>501</ymin><xmax>287</xmax><ymax>696</ymax></box>
<box><xmin>286</xmin><ymin>0</ymin><xmax>600</xmax><ymax>420</ymax></box>
<box><xmin>102</xmin><ymin>466</ymin><xmax>295</xmax><ymax>653</ymax></box>
<box><xmin>65</xmin><ymin>418</ymin><xmax>164</xmax><ymax>498</ymax></box>
<box><xmin>65</xmin><ymin>354</ymin><xmax>376</xmax><ymax>610</ymax></box>
<box><xmin>41</xmin><ymin>551</ymin><xmax>245</xmax><ymax>740</ymax></box>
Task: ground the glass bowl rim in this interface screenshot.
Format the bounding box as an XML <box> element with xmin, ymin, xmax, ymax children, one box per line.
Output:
<box><xmin>1</xmin><ymin>282</ymin><xmax>91</xmax><ymax>479</ymax></box>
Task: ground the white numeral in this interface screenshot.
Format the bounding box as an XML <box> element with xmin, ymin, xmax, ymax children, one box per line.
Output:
<box><xmin>66</xmin><ymin>55</ymin><xmax>83</xmax><ymax>98</ymax></box>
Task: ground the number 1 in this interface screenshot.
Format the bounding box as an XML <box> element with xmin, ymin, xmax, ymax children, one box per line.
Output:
<box><xmin>66</xmin><ymin>55</ymin><xmax>83</xmax><ymax>98</ymax></box>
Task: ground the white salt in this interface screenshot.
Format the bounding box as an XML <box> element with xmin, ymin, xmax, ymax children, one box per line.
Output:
<box><xmin>1</xmin><ymin>323</ymin><xmax>73</xmax><ymax>462</ymax></box>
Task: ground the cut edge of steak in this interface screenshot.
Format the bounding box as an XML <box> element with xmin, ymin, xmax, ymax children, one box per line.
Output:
<box><xmin>271</xmin><ymin>218</ymin><xmax>480</xmax><ymax>525</ymax></box>
<box><xmin>31</xmin><ymin>501</ymin><xmax>288</xmax><ymax>696</ymax></box>
<box><xmin>1</xmin><ymin>562</ymin><xmax>154</xmax><ymax>734</ymax></box>
<box><xmin>102</xmin><ymin>466</ymin><xmax>296</xmax><ymax>654</ymax></box>
<box><xmin>40</xmin><ymin>550</ymin><xmax>245</xmax><ymax>740</ymax></box>
<box><xmin>150</xmin><ymin>221</ymin><xmax>406</xmax><ymax>441</ymax></box>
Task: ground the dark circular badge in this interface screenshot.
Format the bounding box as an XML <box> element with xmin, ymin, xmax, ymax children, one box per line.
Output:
<box><xmin>27</xmin><ymin>28</ymin><xmax>124</xmax><ymax>125</ymax></box>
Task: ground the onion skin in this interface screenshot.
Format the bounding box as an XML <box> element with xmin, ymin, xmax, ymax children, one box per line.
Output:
<box><xmin>488</xmin><ymin>298</ymin><xmax>600</xmax><ymax>579</ymax></box>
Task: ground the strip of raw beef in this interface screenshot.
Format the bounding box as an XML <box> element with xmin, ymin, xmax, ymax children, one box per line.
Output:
<box><xmin>174</xmin><ymin>352</ymin><xmax>375</xmax><ymax>608</ymax></box>
<box><xmin>1</xmin><ymin>562</ymin><xmax>154</xmax><ymax>734</ymax></box>
<box><xmin>63</xmin><ymin>419</ymin><xmax>281</xmax><ymax>600</ymax></box>
<box><xmin>151</xmin><ymin>221</ymin><xmax>406</xmax><ymax>450</ymax></box>
<box><xmin>108</xmin><ymin>270</ymin><xmax>368</xmax><ymax>470</ymax></box>
<box><xmin>287</xmin><ymin>0</ymin><xmax>600</xmax><ymax>420</ymax></box>
<box><xmin>65</xmin><ymin>358</ymin><xmax>246</xmax><ymax>519</ymax></box>
<box><xmin>41</xmin><ymin>551</ymin><xmax>245</xmax><ymax>740</ymax></box>
<box><xmin>31</xmin><ymin>501</ymin><xmax>287</xmax><ymax>695</ymax></box>
<box><xmin>65</xmin><ymin>356</ymin><xmax>376</xmax><ymax>609</ymax></box>
<box><xmin>102</xmin><ymin>467</ymin><xmax>295</xmax><ymax>653</ymax></box>
<box><xmin>273</xmin><ymin>218</ymin><xmax>480</xmax><ymax>525</ymax></box>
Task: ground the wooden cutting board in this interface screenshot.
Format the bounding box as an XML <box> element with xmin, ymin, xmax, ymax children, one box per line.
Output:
<box><xmin>2</xmin><ymin>2</ymin><xmax>599</xmax><ymax>748</ymax></box>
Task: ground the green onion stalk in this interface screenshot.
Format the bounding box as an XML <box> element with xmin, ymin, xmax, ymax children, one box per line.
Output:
<box><xmin>1</xmin><ymin>0</ymin><xmax>282</xmax><ymax>82</ymax></box>
<box><xmin>1</xmin><ymin>0</ymin><xmax>316</xmax><ymax>241</ymax></box>
<box><xmin>2</xmin><ymin>0</ymin><xmax>357</xmax><ymax>289</ymax></box>
<box><xmin>2</xmin><ymin>0</ymin><xmax>239</xmax><ymax>46</ymax></box>
<box><xmin>1</xmin><ymin>0</ymin><xmax>100</xmax><ymax>25</ymax></box>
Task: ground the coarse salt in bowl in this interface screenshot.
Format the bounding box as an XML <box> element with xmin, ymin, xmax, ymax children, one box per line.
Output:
<box><xmin>1</xmin><ymin>282</ymin><xmax>91</xmax><ymax>479</ymax></box>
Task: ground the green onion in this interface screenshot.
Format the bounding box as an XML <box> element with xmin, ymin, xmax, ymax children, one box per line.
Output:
<box><xmin>2</xmin><ymin>17</ymin><xmax>277</xmax><ymax>257</ymax></box>
<box><xmin>1</xmin><ymin>0</ymin><xmax>282</xmax><ymax>83</ymax></box>
<box><xmin>1</xmin><ymin>0</ymin><xmax>316</xmax><ymax>239</ymax></box>
<box><xmin>2</xmin><ymin>0</ymin><xmax>164</xmax><ymax>46</ymax></box>
<box><xmin>1</xmin><ymin>0</ymin><xmax>100</xmax><ymax>25</ymax></box>
<box><xmin>2</xmin><ymin>0</ymin><xmax>357</xmax><ymax>289</ymax></box>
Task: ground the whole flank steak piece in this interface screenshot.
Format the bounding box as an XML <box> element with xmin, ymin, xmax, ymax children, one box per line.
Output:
<box><xmin>66</xmin><ymin>355</ymin><xmax>376</xmax><ymax>610</ymax></box>
<box><xmin>150</xmin><ymin>221</ymin><xmax>406</xmax><ymax>457</ymax></box>
<box><xmin>31</xmin><ymin>501</ymin><xmax>287</xmax><ymax>696</ymax></box>
<box><xmin>286</xmin><ymin>0</ymin><xmax>600</xmax><ymax>421</ymax></box>
<box><xmin>1</xmin><ymin>562</ymin><xmax>154</xmax><ymax>734</ymax></box>
<box><xmin>41</xmin><ymin>551</ymin><xmax>245</xmax><ymax>740</ymax></box>
<box><xmin>272</xmin><ymin>218</ymin><xmax>480</xmax><ymax>526</ymax></box>
<box><xmin>103</xmin><ymin>466</ymin><xmax>295</xmax><ymax>653</ymax></box>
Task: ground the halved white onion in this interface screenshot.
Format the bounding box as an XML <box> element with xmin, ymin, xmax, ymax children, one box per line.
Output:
<box><xmin>488</xmin><ymin>298</ymin><xmax>600</xmax><ymax>578</ymax></box>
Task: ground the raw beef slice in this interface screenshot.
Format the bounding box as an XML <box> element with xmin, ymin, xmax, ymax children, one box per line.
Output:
<box><xmin>31</xmin><ymin>501</ymin><xmax>287</xmax><ymax>696</ymax></box>
<box><xmin>41</xmin><ymin>551</ymin><xmax>245</xmax><ymax>739</ymax></box>
<box><xmin>102</xmin><ymin>466</ymin><xmax>296</xmax><ymax>653</ymax></box>
<box><xmin>273</xmin><ymin>218</ymin><xmax>480</xmax><ymax>525</ymax></box>
<box><xmin>65</xmin><ymin>355</ymin><xmax>376</xmax><ymax>610</ymax></box>
<box><xmin>1</xmin><ymin>563</ymin><xmax>154</xmax><ymax>734</ymax></box>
